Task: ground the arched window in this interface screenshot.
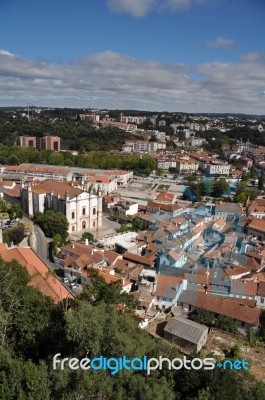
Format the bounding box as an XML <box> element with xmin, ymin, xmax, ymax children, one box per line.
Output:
<box><xmin>82</xmin><ymin>207</ymin><xmax>86</xmax><ymax>216</ymax></box>
<box><xmin>93</xmin><ymin>207</ymin><xmax>96</xmax><ymax>215</ymax></box>
<box><xmin>82</xmin><ymin>221</ymin><xmax>86</xmax><ymax>229</ymax></box>
<box><xmin>71</xmin><ymin>211</ymin><xmax>75</xmax><ymax>219</ymax></box>
<box><xmin>93</xmin><ymin>221</ymin><xmax>96</xmax><ymax>227</ymax></box>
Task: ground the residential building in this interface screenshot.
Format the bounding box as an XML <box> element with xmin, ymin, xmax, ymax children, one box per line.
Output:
<box><xmin>157</xmin><ymin>158</ymin><xmax>177</xmax><ymax>170</ymax></box>
<box><xmin>153</xmin><ymin>192</ymin><xmax>176</xmax><ymax>204</ymax></box>
<box><xmin>104</xmin><ymin>170</ymin><xmax>133</xmax><ymax>187</ymax></box>
<box><xmin>247</xmin><ymin>218</ymin><xmax>265</xmax><ymax>241</ymax></box>
<box><xmin>205</xmin><ymin>163</ymin><xmax>230</xmax><ymax>175</ymax></box>
<box><xmin>120</xmin><ymin>114</ymin><xmax>147</xmax><ymax>125</ymax></box>
<box><xmin>110</xmin><ymin>200</ymin><xmax>138</xmax><ymax>216</ymax></box>
<box><xmin>215</xmin><ymin>202</ymin><xmax>243</xmax><ymax>219</ymax></box>
<box><xmin>178</xmin><ymin>290</ymin><xmax>260</xmax><ymax>332</ymax></box>
<box><xmin>152</xmin><ymin>276</ymin><xmax>187</xmax><ymax>309</ymax></box>
<box><xmin>256</xmin><ymin>281</ymin><xmax>265</xmax><ymax>308</ymax></box>
<box><xmin>85</xmin><ymin>175</ymin><xmax>117</xmax><ymax>194</ymax></box>
<box><xmin>0</xmin><ymin>165</ymin><xmax>73</xmax><ymax>181</ymax></box>
<box><xmin>176</xmin><ymin>159</ymin><xmax>199</xmax><ymax>173</ymax></box>
<box><xmin>157</xmin><ymin>249</ymin><xmax>187</xmax><ymax>272</ymax></box>
<box><xmin>247</xmin><ymin>199</ymin><xmax>265</xmax><ymax>219</ymax></box>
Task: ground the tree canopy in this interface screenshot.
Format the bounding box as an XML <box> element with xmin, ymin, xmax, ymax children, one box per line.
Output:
<box><xmin>34</xmin><ymin>210</ymin><xmax>69</xmax><ymax>240</ymax></box>
<box><xmin>0</xmin><ymin>259</ymin><xmax>265</xmax><ymax>399</ymax></box>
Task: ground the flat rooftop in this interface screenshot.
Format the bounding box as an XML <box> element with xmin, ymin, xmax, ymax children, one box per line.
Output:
<box><xmin>98</xmin><ymin>231</ymin><xmax>138</xmax><ymax>250</ymax></box>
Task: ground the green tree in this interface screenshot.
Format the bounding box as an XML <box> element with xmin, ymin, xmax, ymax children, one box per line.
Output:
<box><xmin>8</xmin><ymin>203</ymin><xmax>23</xmax><ymax>219</ymax></box>
<box><xmin>5</xmin><ymin>224</ymin><xmax>25</xmax><ymax>245</ymax></box>
<box><xmin>80</xmin><ymin>268</ymin><xmax>138</xmax><ymax>312</ymax></box>
<box><xmin>82</xmin><ymin>231</ymin><xmax>94</xmax><ymax>242</ymax></box>
<box><xmin>212</xmin><ymin>178</ymin><xmax>230</xmax><ymax>198</ymax></box>
<box><xmin>34</xmin><ymin>210</ymin><xmax>69</xmax><ymax>240</ymax></box>
<box><xmin>132</xmin><ymin>219</ymin><xmax>143</xmax><ymax>232</ymax></box>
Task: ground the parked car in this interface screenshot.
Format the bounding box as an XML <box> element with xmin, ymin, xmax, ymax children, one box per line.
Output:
<box><xmin>62</xmin><ymin>277</ymin><xmax>69</xmax><ymax>284</ymax></box>
<box><xmin>70</xmin><ymin>283</ymin><xmax>77</xmax><ymax>289</ymax></box>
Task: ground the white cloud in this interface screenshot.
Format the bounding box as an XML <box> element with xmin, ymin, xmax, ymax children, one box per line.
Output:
<box><xmin>0</xmin><ymin>49</ymin><xmax>15</xmax><ymax>56</ymax></box>
<box><xmin>107</xmin><ymin>0</ymin><xmax>212</xmax><ymax>17</ymax></box>
<box><xmin>107</xmin><ymin>0</ymin><xmax>156</xmax><ymax>17</ymax></box>
<box><xmin>0</xmin><ymin>50</ymin><xmax>264</xmax><ymax>113</ymax></box>
<box><xmin>207</xmin><ymin>37</ymin><xmax>236</xmax><ymax>49</ymax></box>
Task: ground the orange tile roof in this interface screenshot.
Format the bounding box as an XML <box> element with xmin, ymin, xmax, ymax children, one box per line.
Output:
<box><xmin>89</xmin><ymin>175</ymin><xmax>111</xmax><ymax>184</ymax></box>
<box><xmin>180</xmin><ymin>291</ymin><xmax>259</xmax><ymax>325</ymax></box>
<box><xmin>3</xmin><ymin>165</ymin><xmax>69</xmax><ymax>175</ymax></box>
<box><xmin>0</xmin><ymin>245</ymin><xmax>73</xmax><ymax>303</ymax></box>
<box><xmin>28</xmin><ymin>180</ymin><xmax>83</xmax><ymax>199</ymax></box>
<box><xmin>155</xmin><ymin>192</ymin><xmax>175</xmax><ymax>202</ymax></box>
<box><xmin>248</xmin><ymin>218</ymin><xmax>265</xmax><ymax>233</ymax></box>
<box><xmin>4</xmin><ymin>187</ymin><xmax>21</xmax><ymax>198</ymax></box>
<box><xmin>123</xmin><ymin>252</ymin><xmax>154</xmax><ymax>266</ymax></box>
<box><xmin>0</xmin><ymin>181</ymin><xmax>15</xmax><ymax>187</ymax></box>
<box><xmin>257</xmin><ymin>281</ymin><xmax>265</xmax><ymax>296</ymax></box>
<box><xmin>153</xmin><ymin>275</ymin><xmax>184</xmax><ymax>297</ymax></box>
<box><xmin>231</xmin><ymin>279</ymin><xmax>257</xmax><ymax>296</ymax></box>
<box><xmin>223</xmin><ymin>265</ymin><xmax>253</xmax><ymax>277</ymax></box>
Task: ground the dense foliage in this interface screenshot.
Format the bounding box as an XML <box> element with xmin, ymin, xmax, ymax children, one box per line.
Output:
<box><xmin>0</xmin><ymin>144</ymin><xmax>156</xmax><ymax>175</ymax></box>
<box><xmin>1</xmin><ymin>260</ymin><xmax>265</xmax><ymax>399</ymax></box>
<box><xmin>3</xmin><ymin>223</ymin><xmax>25</xmax><ymax>246</ymax></box>
<box><xmin>34</xmin><ymin>210</ymin><xmax>69</xmax><ymax>240</ymax></box>
<box><xmin>189</xmin><ymin>308</ymin><xmax>237</xmax><ymax>333</ymax></box>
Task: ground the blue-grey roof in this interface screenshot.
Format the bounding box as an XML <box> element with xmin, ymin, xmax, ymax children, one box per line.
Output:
<box><xmin>164</xmin><ymin>316</ymin><xmax>208</xmax><ymax>344</ymax></box>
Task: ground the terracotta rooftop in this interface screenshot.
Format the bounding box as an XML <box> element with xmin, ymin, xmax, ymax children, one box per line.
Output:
<box><xmin>248</xmin><ymin>218</ymin><xmax>265</xmax><ymax>233</ymax></box>
<box><xmin>0</xmin><ymin>245</ymin><xmax>73</xmax><ymax>303</ymax></box>
<box><xmin>153</xmin><ymin>275</ymin><xmax>184</xmax><ymax>298</ymax></box>
<box><xmin>257</xmin><ymin>281</ymin><xmax>265</xmax><ymax>296</ymax></box>
<box><xmin>123</xmin><ymin>252</ymin><xmax>154</xmax><ymax>267</ymax></box>
<box><xmin>154</xmin><ymin>192</ymin><xmax>175</xmax><ymax>203</ymax></box>
<box><xmin>3</xmin><ymin>165</ymin><xmax>69</xmax><ymax>175</ymax></box>
<box><xmin>179</xmin><ymin>290</ymin><xmax>259</xmax><ymax>326</ymax></box>
<box><xmin>222</xmin><ymin>265</ymin><xmax>253</xmax><ymax>277</ymax></box>
<box><xmin>26</xmin><ymin>180</ymin><xmax>83</xmax><ymax>199</ymax></box>
<box><xmin>4</xmin><ymin>187</ymin><xmax>21</xmax><ymax>198</ymax></box>
<box><xmin>89</xmin><ymin>175</ymin><xmax>111</xmax><ymax>184</ymax></box>
<box><xmin>231</xmin><ymin>279</ymin><xmax>257</xmax><ymax>297</ymax></box>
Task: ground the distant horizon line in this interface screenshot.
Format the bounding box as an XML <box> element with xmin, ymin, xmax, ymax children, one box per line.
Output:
<box><xmin>0</xmin><ymin>106</ymin><xmax>264</xmax><ymax>118</ymax></box>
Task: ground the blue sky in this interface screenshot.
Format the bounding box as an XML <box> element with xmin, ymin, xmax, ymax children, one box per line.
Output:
<box><xmin>0</xmin><ymin>0</ymin><xmax>264</xmax><ymax>113</ymax></box>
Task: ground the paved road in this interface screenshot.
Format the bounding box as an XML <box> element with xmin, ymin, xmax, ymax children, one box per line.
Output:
<box><xmin>32</xmin><ymin>225</ymin><xmax>54</xmax><ymax>269</ymax></box>
<box><xmin>32</xmin><ymin>224</ymin><xmax>80</xmax><ymax>296</ymax></box>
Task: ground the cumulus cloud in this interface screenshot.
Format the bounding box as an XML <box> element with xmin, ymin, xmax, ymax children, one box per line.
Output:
<box><xmin>0</xmin><ymin>50</ymin><xmax>264</xmax><ymax>113</ymax></box>
<box><xmin>207</xmin><ymin>37</ymin><xmax>236</xmax><ymax>49</ymax></box>
<box><xmin>0</xmin><ymin>49</ymin><xmax>15</xmax><ymax>56</ymax></box>
<box><xmin>107</xmin><ymin>0</ymin><xmax>210</xmax><ymax>17</ymax></box>
<box><xmin>107</xmin><ymin>0</ymin><xmax>156</xmax><ymax>17</ymax></box>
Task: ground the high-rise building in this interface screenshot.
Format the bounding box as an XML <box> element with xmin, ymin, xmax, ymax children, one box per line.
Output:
<box><xmin>16</xmin><ymin>136</ymin><xmax>36</xmax><ymax>148</ymax></box>
<box><xmin>40</xmin><ymin>136</ymin><xmax>61</xmax><ymax>151</ymax></box>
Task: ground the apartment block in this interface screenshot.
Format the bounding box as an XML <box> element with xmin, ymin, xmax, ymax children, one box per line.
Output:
<box><xmin>40</xmin><ymin>136</ymin><xmax>61</xmax><ymax>151</ymax></box>
<box><xmin>16</xmin><ymin>136</ymin><xmax>36</xmax><ymax>148</ymax></box>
